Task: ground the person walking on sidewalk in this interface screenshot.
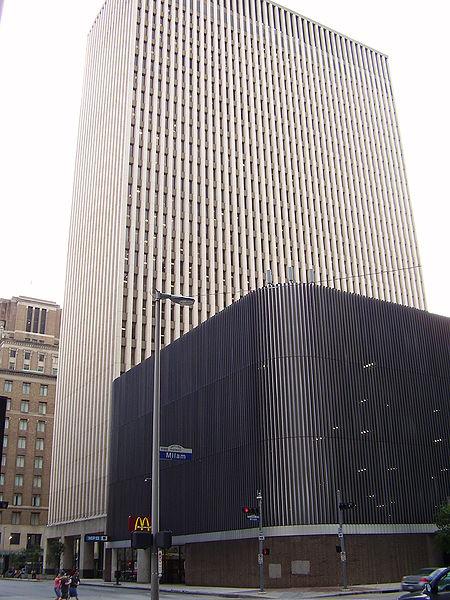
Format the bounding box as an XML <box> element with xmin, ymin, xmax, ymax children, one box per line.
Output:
<box><xmin>53</xmin><ymin>572</ymin><xmax>62</xmax><ymax>599</ymax></box>
<box><xmin>60</xmin><ymin>572</ymin><xmax>71</xmax><ymax>600</ymax></box>
<box><xmin>69</xmin><ymin>570</ymin><xmax>80</xmax><ymax>598</ymax></box>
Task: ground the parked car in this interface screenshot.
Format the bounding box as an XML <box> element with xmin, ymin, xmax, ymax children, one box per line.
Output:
<box><xmin>401</xmin><ymin>568</ymin><xmax>444</xmax><ymax>592</ymax></box>
<box><xmin>399</xmin><ymin>567</ymin><xmax>450</xmax><ymax>599</ymax></box>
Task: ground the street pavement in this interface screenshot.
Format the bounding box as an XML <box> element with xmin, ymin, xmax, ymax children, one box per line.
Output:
<box><xmin>0</xmin><ymin>578</ymin><xmax>404</xmax><ymax>600</ymax></box>
<box><xmin>0</xmin><ymin>580</ymin><xmax>184</xmax><ymax>599</ymax></box>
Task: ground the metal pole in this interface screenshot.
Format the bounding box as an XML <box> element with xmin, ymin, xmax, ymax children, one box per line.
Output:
<box><xmin>257</xmin><ymin>490</ymin><xmax>264</xmax><ymax>592</ymax></box>
<box><xmin>337</xmin><ymin>489</ymin><xmax>347</xmax><ymax>589</ymax></box>
<box><xmin>151</xmin><ymin>292</ymin><xmax>162</xmax><ymax>600</ymax></box>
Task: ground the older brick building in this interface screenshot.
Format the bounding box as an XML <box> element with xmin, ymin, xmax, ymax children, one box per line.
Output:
<box><xmin>0</xmin><ymin>296</ymin><xmax>61</xmax><ymax>572</ymax></box>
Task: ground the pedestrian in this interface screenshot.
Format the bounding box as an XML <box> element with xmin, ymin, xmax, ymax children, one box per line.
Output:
<box><xmin>54</xmin><ymin>572</ymin><xmax>62</xmax><ymax>599</ymax></box>
<box><xmin>69</xmin><ymin>570</ymin><xmax>80</xmax><ymax>598</ymax></box>
<box><xmin>60</xmin><ymin>572</ymin><xmax>70</xmax><ymax>600</ymax></box>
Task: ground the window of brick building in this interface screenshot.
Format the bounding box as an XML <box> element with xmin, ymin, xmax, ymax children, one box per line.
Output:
<box><xmin>9</xmin><ymin>532</ymin><xmax>20</xmax><ymax>545</ymax></box>
<box><xmin>27</xmin><ymin>533</ymin><xmax>41</xmax><ymax>548</ymax></box>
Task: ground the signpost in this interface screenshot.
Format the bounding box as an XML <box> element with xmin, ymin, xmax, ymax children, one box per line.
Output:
<box><xmin>257</xmin><ymin>490</ymin><xmax>264</xmax><ymax>593</ymax></box>
<box><xmin>159</xmin><ymin>444</ymin><xmax>193</xmax><ymax>461</ymax></box>
<box><xmin>242</xmin><ymin>494</ymin><xmax>265</xmax><ymax>592</ymax></box>
<box><xmin>337</xmin><ymin>490</ymin><xmax>347</xmax><ymax>589</ymax></box>
<box><xmin>337</xmin><ymin>491</ymin><xmax>356</xmax><ymax>589</ymax></box>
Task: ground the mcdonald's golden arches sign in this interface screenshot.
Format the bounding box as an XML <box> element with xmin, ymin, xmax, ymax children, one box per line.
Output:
<box><xmin>128</xmin><ymin>515</ymin><xmax>151</xmax><ymax>532</ymax></box>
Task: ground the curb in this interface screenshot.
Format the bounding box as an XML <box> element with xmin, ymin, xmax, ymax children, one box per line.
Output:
<box><xmin>80</xmin><ymin>583</ymin><xmax>270</xmax><ymax>598</ymax></box>
<box><xmin>80</xmin><ymin>581</ymin><xmax>400</xmax><ymax>598</ymax></box>
<box><xmin>318</xmin><ymin>589</ymin><xmax>399</xmax><ymax>598</ymax></box>
<box><xmin>80</xmin><ymin>583</ymin><xmax>272</xmax><ymax>598</ymax></box>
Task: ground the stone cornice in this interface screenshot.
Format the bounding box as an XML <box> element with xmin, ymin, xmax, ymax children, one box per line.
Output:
<box><xmin>0</xmin><ymin>368</ymin><xmax>57</xmax><ymax>381</ymax></box>
<box><xmin>0</xmin><ymin>338</ymin><xmax>58</xmax><ymax>352</ymax></box>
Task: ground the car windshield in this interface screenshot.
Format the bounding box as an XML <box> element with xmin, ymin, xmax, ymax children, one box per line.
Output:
<box><xmin>429</xmin><ymin>568</ymin><xmax>447</xmax><ymax>578</ymax></box>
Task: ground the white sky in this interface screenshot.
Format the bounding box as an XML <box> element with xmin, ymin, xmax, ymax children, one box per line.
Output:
<box><xmin>0</xmin><ymin>0</ymin><xmax>448</xmax><ymax>317</ymax></box>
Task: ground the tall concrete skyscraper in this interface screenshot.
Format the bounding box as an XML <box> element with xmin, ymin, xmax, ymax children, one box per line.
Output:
<box><xmin>48</xmin><ymin>0</ymin><xmax>426</xmax><ymax>571</ymax></box>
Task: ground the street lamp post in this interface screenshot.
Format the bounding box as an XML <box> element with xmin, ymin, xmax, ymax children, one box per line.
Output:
<box><xmin>150</xmin><ymin>290</ymin><xmax>195</xmax><ymax>600</ymax></box>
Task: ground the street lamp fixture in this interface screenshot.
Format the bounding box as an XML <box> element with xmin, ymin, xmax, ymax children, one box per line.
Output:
<box><xmin>150</xmin><ymin>289</ymin><xmax>195</xmax><ymax>600</ymax></box>
<box><xmin>157</xmin><ymin>291</ymin><xmax>195</xmax><ymax>307</ymax></box>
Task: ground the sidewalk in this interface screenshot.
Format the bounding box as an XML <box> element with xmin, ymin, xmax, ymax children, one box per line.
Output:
<box><xmin>81</xmin><ymin>578</ymin><xmax>400</xmax><ymax>598</ymax></box>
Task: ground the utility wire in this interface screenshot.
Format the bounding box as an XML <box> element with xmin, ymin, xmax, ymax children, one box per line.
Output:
<box><xmin>185</xmin><ymin>263</ymin><xmax>422</xmax><ymax>299</ymax></box>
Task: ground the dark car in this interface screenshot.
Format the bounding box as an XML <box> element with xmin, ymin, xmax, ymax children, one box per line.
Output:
<box><xmin>399</xmin><ymin>567</ymin><xmax>450</xmax><ymax>599</ymax></box>
<box><xmin>401</xmin><ymin>568</ymin><xmax>443</xmax><ymax>592</ymax></box>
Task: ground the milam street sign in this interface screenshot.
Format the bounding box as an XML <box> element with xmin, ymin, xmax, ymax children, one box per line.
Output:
<box><xmin>160</xmin><ymin>444</ymin><xmax>193</xmax><ymax>461</ymax></box>
<box><xmin>84</xmin><ymin>534</ymin><xmax>108</xmax><ymax>542</ymax></box>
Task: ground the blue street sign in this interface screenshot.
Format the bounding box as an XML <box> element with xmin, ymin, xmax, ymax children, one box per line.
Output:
<box><xmin>84</xmin><ymin>534</ymin><xmax>108</xmax><ymax>542</ymax></box>
<box><xmin>160</xmin><ymin>444</ymin><xmax>193</xmax><ymax>461</ymax></box>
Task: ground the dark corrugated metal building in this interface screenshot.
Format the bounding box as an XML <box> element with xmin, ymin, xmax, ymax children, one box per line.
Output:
<box><xmin>106</xmin><ymin>284</ymin><xmax>449</xmax><ymax>587</ymax></box>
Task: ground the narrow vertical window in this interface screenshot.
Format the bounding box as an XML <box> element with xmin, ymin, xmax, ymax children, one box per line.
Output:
<box><xmin>33</xmin><ymin>308</ymin><xmax>40</xmax><ymax>333</ymax></box>
<box><xmin>26</xmin><ymin>307</ymin><xmax>33</xmax><ymax>332</ymax></box>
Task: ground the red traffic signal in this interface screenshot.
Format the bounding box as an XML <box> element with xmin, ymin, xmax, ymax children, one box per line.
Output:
<box><xmin>242</xmin><ymin>506</ymin><xmax>259</xmax><ymax>517</ymax></box>
<box><xmin>262</xmin><ymin>548</ymin><xmax>270</xmax><ymax>556</ymax></box>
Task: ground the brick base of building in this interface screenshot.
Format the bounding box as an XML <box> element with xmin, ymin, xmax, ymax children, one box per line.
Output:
<box><xmin>184</xmin><ymin>533</ymin><xmax>442</xmax><ymax>588</ymax></box>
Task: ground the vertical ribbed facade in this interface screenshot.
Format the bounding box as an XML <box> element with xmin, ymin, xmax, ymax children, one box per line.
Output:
<box><xmin>108</xmin><ymin>284</ymin><xmax>448</xmax><ymax>587</ymax></box>
<box><xmin>107</xmin><ymin>284</ymin><xmax>449</xmax><ymax>541</ymax></box>
<box><xmin>50</xmin><ymin>0</ymin><xmax>426</xmax><ymax>530</ymax></box>
<box><xmin>48</xmin><ymin>1</ymin><xmax>136</xmax><ymax>525</ymax></box>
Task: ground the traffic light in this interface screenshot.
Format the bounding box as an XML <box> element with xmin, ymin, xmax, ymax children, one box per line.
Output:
<box><xmin>155</xmin><ymin>531</ymin><xmax>172</xmax><ymax>549</ymax></box>
<box><xmin>242</xmin><ymin>506</ymin><xmax>259</xmax><ymax>518</ymax></box>
<box><xmin>262</xmin><ymin>548</ymin><xmax>270</xmax><ymax>556</ymax></box>
<box><xmin>131</xmin><ymin>531</ymin><xmax>153</xmax><ymax>549</ymax></box>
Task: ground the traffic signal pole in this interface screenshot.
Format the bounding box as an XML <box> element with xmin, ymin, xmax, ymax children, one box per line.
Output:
<box><xmin>337</xmin><ymin>489</ymin><xmax>348</xmax><ymax>589</ymax></box>
<box><xmin>150</xmin><ymin>294</ymin><xmax>162</xmax><ymax>600</ymax></box>
<box><xmin>257</xmin><ymin>490</ymin><xmax>264</xmax><ymax>593</ymax></box>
